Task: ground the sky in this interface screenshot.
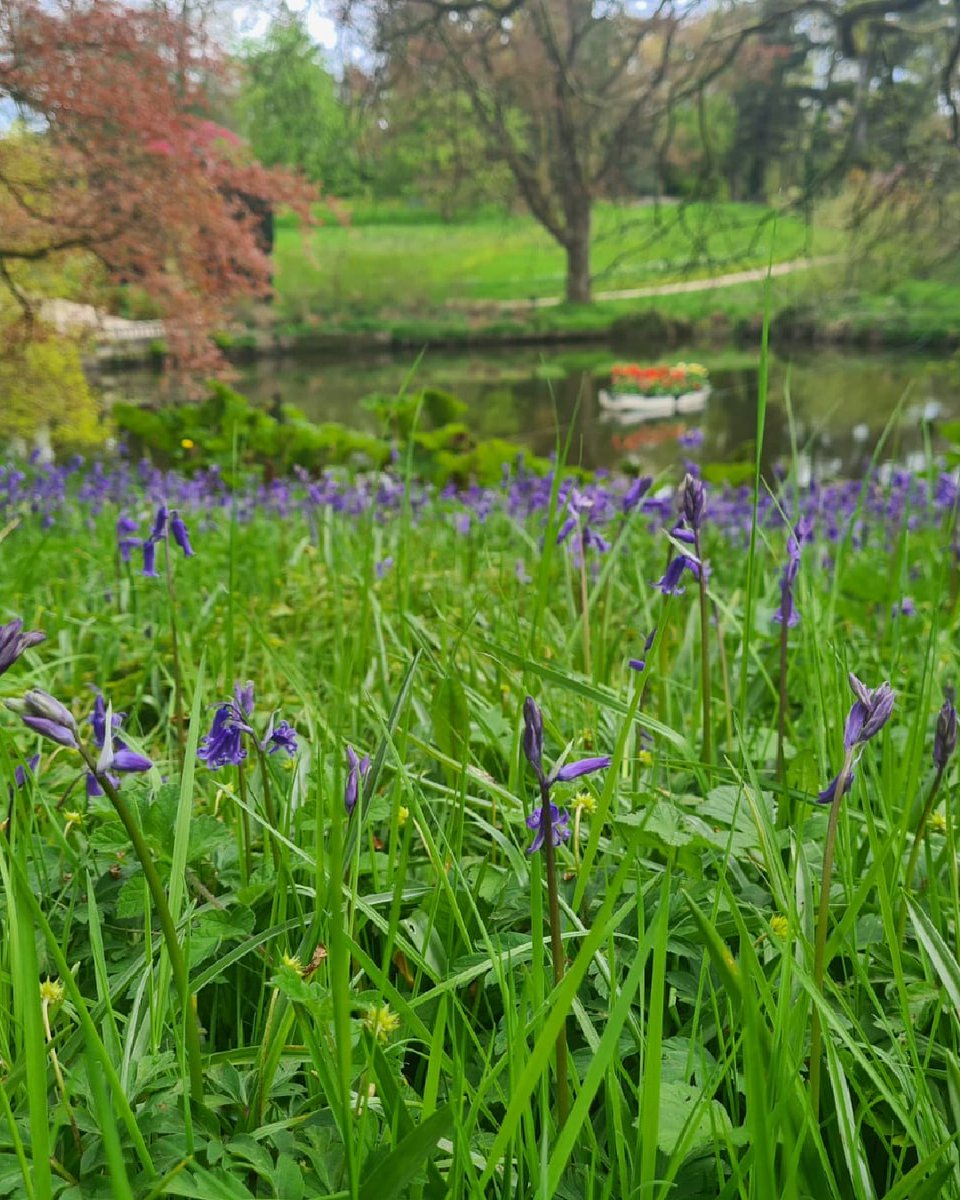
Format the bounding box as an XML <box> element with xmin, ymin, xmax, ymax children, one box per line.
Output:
<box><xmin>232</xmin><ymin>2</ymin><xmax>338</xmax><ymax>51</ymax></box>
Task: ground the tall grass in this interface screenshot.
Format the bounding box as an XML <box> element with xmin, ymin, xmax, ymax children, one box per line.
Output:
<box><xmin>0</xmin><ymin>411</ymin><xmax>959</xmax><ymax>1198</ymax></box>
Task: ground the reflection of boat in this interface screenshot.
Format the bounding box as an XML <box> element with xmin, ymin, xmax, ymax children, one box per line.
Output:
<box><xmin>598</xmin><ymin>386</ymin><xmax>710</xmax><ymax>420</ymax></box>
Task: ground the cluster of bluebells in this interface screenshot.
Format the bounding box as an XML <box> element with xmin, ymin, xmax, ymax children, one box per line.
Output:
<box><xmin>5</xmin><ymin>453</ymin><xmax>960</xmax><ymax>591</ymax></box>
<box><xmin>140</xmin><ymin>504</ymin><xmax>194</xmax><ymax>576</ymax></box>
<box><xmin>521</xmin><ymin>696</ymin><xmax>610</xmax><ymax>854</ymax></box>
<box><xmin>197</xmin><ymin>682</ymin><xmax>297</xmax><ymax>769</ymax></box>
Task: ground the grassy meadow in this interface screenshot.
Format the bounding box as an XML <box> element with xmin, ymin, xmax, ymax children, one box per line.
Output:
<box><xmin>2</xmin><ymin>407</ymin><xmax>960</xmax><ymax>1197</ymax></box>
<box><xmin>274</xmin><ymin>201</ymin><xmax>837</xmax><ymax>319</ymax></box>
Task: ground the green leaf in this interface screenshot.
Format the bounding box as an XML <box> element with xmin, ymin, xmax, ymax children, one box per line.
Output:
<box><xmin>907</xmin><ymin>896</ymin><xmax>960</xmax><ymax>1019</ymax></box>
<box><xmin>357</xmin><ymin>1107</ymin><xmax>453</xmax><ymax>1200</ymax></box>
<box><xmin>653</xmin><ymin>1080</ymin><xmax>733</xmax><ymax>1156</ymax></box>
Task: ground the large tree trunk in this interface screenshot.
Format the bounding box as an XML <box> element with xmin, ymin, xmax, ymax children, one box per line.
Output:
<box><xmin>564</xmin><ymin>206</ymin><xmax>592</xmax><ymax>305</ymax></box>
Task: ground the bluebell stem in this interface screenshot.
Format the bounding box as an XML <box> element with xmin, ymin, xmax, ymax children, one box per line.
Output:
<box><xmin>521</xmin><ymin>695</ymin><xmax>611</xmax><ymax>1128</ymax></box>
<box><xmin>0</xmin><ymin>619</ymin><xmax>45</xmax><ymax>677</ymax></box>
<box><xmin>810</xmin><ymin>670</ymin><xmax>895</xmax><ymax>1120</ymax></box>
<box><xmin>6</xmin><ymin>680</ymin><xmax>202</xmax><ymax>1100</ymax></box>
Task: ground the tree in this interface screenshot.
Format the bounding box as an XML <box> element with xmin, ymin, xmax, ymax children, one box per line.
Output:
<box><xmin>347</xmin><ymin>0</ymin><xmax>763</xmax><ymax>304</ymax></box>
<box><xmin>0</xmin><ymin>0</ymin><xmax>316</xmax><ymax>369</ymax></box>
<box><xmin>237</xmin><ymin>7</ymin><xmax>361</xmax><ymax>195</ymax></box>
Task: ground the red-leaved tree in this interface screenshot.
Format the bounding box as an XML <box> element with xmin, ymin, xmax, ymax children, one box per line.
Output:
<box><xmin>0</xmin><ymin>0</ymin><xmax>316</xmax><ymax>370</ymax></box>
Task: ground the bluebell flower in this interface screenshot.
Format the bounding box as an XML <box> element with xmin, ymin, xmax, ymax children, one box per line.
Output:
<box><xmin>629</xmin><ymin>628</ymin><xmax>657</xmax><ymax>673</ymax></box>
<box><xmin>142</xmin><ymin>538</ymin><xmax>158</xmax><ymax>577</ymax></box>
<box><xmin>12</xmin><ymin>754</ymin><xmax>39</xmax><ymax>791</ymax></box>
<box><xmin>622</xmin><ymin>475</ymin><xmax>652</xmax><ymax>515</ymax></box>
<box><xmin>773</xmin><ymin>517</ymin><xmax>812</xmax><ymax>627</ymax></box>
<box><xmin>86</xmin><ymin>694</ymin><xmax>153</xmax><ymax>795</ymax></box>
<box><xmin>521</xmin><ymin>696</ymin><xmax>610</xmax><ymax>853</ymax></box>
<box><xmin>0</xmin><ymin>619</ymin><xmax>45</xmax><ymax>677</ymax></box>
<box><xmin>680</xmin><ymin>473</ymin><xmax>705</xmax><ymax>532</ymax></box>
<box><xmin>817</xmin><ymin>673</ymin><xmax>895</xmax><ymax>804</ymax></box>
<box><xmin>7</xmin><ymin>689</ymin><xmax>78</xmax><ymax>748</ymax></box>
<box><xmin>262</xmin><ymin>717</ymin><xmax>297</xmax><ymax>757</ymax></box>
<box><xmin>198</xmin><ymin>702</ymin><xmax>253</xmax><ymax>769</ymax></box>
<box><xmin>170</xmin><ymin>511</ymin><xmax>194</xmax><ymax>557</ymax></box>
<box><xmin>345</xmin><ymin>745</ymin><xmax>371</xmax><ymax>816</ymax></box>
<box><xmin>525</xmin><ymin>804</ymin><xmax>571</xmax><ymax>854</ymax></box>
<box><xmin>656</xmin><ymin>529</ymin><xmax>701</xmax><ymax>595</ymax></box>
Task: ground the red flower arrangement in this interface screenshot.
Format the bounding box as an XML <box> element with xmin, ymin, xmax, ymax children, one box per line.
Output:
<box><xmin>610</xmin><ymin>362</ymin><xmax>709</xmax><ymax>398</ymax></box>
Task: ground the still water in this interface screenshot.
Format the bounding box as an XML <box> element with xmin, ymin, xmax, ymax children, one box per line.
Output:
<box><xmin>97</xmin><ymin>344</ymin><xmax>960</xmax><ymax>479</ymax></box>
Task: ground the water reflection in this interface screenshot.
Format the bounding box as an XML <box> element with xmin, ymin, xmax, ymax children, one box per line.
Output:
<box><xmin>96</xmin><ymin>344</ymin><xmax>960</xmax><ymax>478</ymax></box>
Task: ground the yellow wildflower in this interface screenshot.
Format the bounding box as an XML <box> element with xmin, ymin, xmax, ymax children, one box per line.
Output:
<box><xmin>364</xmin><ymin>1004</ymin><xmax>400</xmax><ymax>1043</ymax></box>
<box><xmin>770</xmin><ymin>914</ymin><xmax>789</xmax><ymax>939</ymax></box>
<box><xmin>571</xmin><ymin>792</ymin><xmax>596</xmax><ymax>816</ymax></box>
<box><xmin>40</xmin><ymin>978</ymin><xmax>65</xmax><ymax>1007</ymax></box>
<box><xmin>281</xmin><ymin>954</ymin><xmax>303</xmax><ymax>975</ymax></box>
<box><xmin>63</xmin><ymin>811</ymin><xmax>84</xmax><ymax>835</ymax></box>
<box><xmin>930</xmin><ymin>812</ymin><xmax>948</xmax><ymax>835</ymax></box>
<box><xmin>398</xmin><ymin>805</ymin><xmax>410</xmax><ymax>827</ymax></box>
<box><xmin>638</xmin><ymin>750</ymin><xmax>653</xmax><ymax>768</ymax></box>
<box><xmin>181</xmin><ymin>438</ymin><xmax>195</xmax><ymax>450</ymax></box>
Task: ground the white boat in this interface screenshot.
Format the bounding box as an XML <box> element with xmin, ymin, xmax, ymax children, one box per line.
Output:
<box><xmin>598</xmin><ymin>385</ymin><xmax>710</xmax><ymax>420</ymax></box>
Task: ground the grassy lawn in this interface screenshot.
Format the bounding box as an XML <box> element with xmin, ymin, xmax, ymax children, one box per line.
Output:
<box><xmin>274</xmin><ymin>201</ymin><xmax>840</xmax><ymax>319</ymax></box>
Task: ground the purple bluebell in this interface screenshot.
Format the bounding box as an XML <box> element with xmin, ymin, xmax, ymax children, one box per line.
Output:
<box><xmin>680</xmin><ymin>473</ymin><xmax>705</xmax><ymax>532</ymax></box>
<box><xmin>13</xmin><ymin>754</ymin><xmax>39</xmax><ymax>790</ymax></box>
<box><xmin>891</xmin><ymin>597</ymin><xmax>916</xmax><ymax>618</ymax></box>
<box><xmin>773</xmin><ymin>517</ymin><xmax>812</xmax><ymax>627</ymax></box>
<box><xmin>933</xmin><ymin>690</ymin><xmax>957</xmax><ymax>770</ymax></box>
<box><xmin>844</xmin><ymin>674</ymin><xmax>895</xmax><ymax>748</ymax></box>
<box><xmin>521</xmin><ymin>695</ymin><xmax>610</xmax><ymax>852</ymax></box>
<box><xmin>345</xmin><ymin>745</ymin><xmax>371</xmax><ymax>816</ymax></box>
<box><xmin>629</xmin><ymin>628</ymin><xmax>657</xmax><ymax>673</ymax></box>
<box><xmin>7</xmin><ymin>689</ymin><xmax>78</xmax><ymax>748</ymax></box>
<box><xmin>150</xmin><ymin>504</ymin><xmax>168</xmax><ymax>541</ymax></box>
<box><xmin>262</xmin><ymin>718</ymin><xmax>297</xmax><ymax>757</ymax></box>
<box><xmin>818</xmin><ymin>673</ymin><xmax>895</xmax><ymax>805</ymax></box>
<box><xmin>656</xmin><ymin>531</ymin><xmax>701</xmax><ymax>596</ymax></box>
<box><xmin>142</xmin><ymin>538</ymin><xmax>158</xmax><ymax>577</ymax></box>
<box><xmin>525</xmin><ymin>804</ymin><xmax>571</xmax><ymax>855</ymax></box>
<box><xmin>621</xmin><ymin>475</ymin><xmax>652</xmax><ymax>515</ymax></box>
<box><xmin>678</xmin><ymin>428</ymin><xmax>704</xmax><ymax>451</ymax></box>
<box><xmin>0</xmin><ymin>619</ymin><xmax>45</xmax><ymax>677</ymax></box>
<box><xmin>198</xmin><ymin>699</ymin><xmax>254</xmax><ymax>769</ymax></box>
<box><xmin>86</xmin><ymin>694</ymin><xmax>153</xmax><ymax>795</ymax></box>
<box><xmin>170</xmin><ymin>511</ymin><xmax>194</xmax><ymax>557</ymax></box>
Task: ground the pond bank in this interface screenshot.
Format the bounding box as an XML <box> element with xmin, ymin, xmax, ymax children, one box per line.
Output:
<box><xmin>93</xmin><ymin>299</ymin><xmax>960</xmax><ymax>373</ymax></box>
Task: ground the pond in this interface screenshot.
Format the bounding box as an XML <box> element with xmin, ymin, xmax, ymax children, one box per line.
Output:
<box><xmin>94</xmin><ymin>342</ymin><xmax>960</xmax><ymax>480</ymax></box>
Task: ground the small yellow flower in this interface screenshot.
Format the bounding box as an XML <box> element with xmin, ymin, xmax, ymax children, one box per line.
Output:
<box><xmin>40</xmin><ymin>978</ymin><xmax>64</xmax><ymax>1007</ymax></box>
<box><xmin>572</xmin><ymin>792</ymin><xmax>596</xmax><ymax>816</ymax></box>
<box><xmin>364</xmin><ymin>1004</ymin><xmax>400</xmax><ymax>1043</ymax></box>
<box><xmin>180</xmin><ymin>438</ymin><xmax>195</xmax><ymax>450</ymax></box>
<box><xmin>281</xmin><ymin>954</ymin><xmax>303</xmax><ymax>975</ymax></box>
<box><xmin>397</xmin><ymin>805</ymin><xmax>410</xmax><ymax>827</ymax></box>
<box><xmin>770</xmin><ymin>914</ymin><xmax>789</xmax><ymax>939</ymax></box>
<box><xmin>930</xmin><ymin>812</ymin><xmax>948</xmax><ymax>835</ymax></box>
<box><xmin>63</xmin><ymin>811</ymin><xmax>84</xmax><ymax>835</ymax></box>
<box><xmin>638</xmin><ymin>750</ymin><xmax>653</xmax><ymax>768</ymax></box>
